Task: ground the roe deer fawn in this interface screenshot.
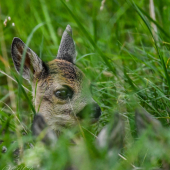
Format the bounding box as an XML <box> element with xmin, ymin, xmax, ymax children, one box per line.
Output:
<box><xmin>11</xmin><ymin>25</ymin><xmax>101</xmax><ymax>136</ymax></box>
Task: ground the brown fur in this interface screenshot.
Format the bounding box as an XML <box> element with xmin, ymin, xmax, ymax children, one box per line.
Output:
<box><xmin>32</xmin><ymin>59</ymin><xmax>93</xmax><ymax>135</ymax></box>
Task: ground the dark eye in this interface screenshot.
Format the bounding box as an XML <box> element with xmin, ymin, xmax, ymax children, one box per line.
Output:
<box><xmin>55</xmin><ymin>86</ymin><xmax>73</xmax><ymax>100</ymax></box>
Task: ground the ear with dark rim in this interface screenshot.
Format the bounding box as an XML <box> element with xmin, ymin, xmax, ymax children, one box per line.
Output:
<box><xmin>11</xmin><ymin>38</ymin><xmax>46</xmax><ymax>80</ymax></box>
<box><xmin>56</xmin><ymin>25</ymin><xmax>76</xmax><ymax>64</ymax></box>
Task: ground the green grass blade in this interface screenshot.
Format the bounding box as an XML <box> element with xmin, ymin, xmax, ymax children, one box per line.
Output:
<box><xmin>138</xmin><ymin>6</ymin><xmax>170</xmax><ymax>40</ymax></box>
<box><xmin>15</xmin><ymin>76</ymin><xmax>36</xmax><ymax>115</ymax></box>
<box><xmin>132</xmin><ymin>1</ymin><xmax>170</xmax><ymax>90</ymax></box>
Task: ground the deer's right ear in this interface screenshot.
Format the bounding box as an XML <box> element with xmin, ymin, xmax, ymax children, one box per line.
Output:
<box><xmin>56</xmin><ymin>25</ymin><xmax>76</xmax><ymax>64</ymax></box>
<box><xmin>11</xmin><ymin>38</ymin><xmax>45</xmax><ymax>81</ymax></box>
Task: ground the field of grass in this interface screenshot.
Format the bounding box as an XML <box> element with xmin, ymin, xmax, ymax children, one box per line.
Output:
<box><xmin>1</xmin><ymin>0</ymin><xmax>170</xmax><ymax>169</ymax></box>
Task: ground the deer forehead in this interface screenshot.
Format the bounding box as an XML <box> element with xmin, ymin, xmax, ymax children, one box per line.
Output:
<box><xmin>35</xmin><ymin>59</ymin><xmax>85</xmax><ymax>92</ymax></box>
<box><xmin>49</xmin><ymin>59</ymin><xmax>83</xmax><ymax>82</ymax></box>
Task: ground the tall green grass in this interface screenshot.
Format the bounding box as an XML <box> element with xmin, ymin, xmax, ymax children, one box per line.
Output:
<box><xmin>1</xmin><ymin>0</ymin><xmax>170</xmax><ymax>169</ymax></box>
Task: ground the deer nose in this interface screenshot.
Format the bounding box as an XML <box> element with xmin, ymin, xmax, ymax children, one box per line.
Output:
<box><xmin>76</xmin><ymin>103</ymin><xmax>101</xmax><ymax>120</ymax></box>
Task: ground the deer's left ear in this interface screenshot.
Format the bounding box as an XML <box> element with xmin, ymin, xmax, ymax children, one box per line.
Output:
<box><xmin>56</xmin><ymin>25</ymin><xmax>77</xmax><ymax>64</ymax></box>
<box><xmin>11</xmin><ymin>38</ymin><xmax>46</xmax><ymax>81</ymax></box>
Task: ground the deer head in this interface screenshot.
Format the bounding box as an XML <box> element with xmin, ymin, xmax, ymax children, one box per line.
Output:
<box><xmin>11</xmin><ymin>25</ymin><xmax>101</xmax><ymax>135</ymax></box>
